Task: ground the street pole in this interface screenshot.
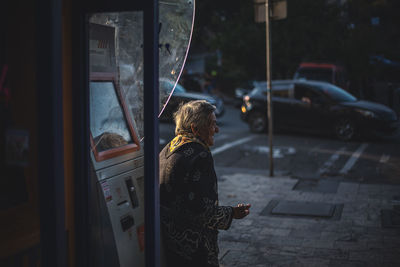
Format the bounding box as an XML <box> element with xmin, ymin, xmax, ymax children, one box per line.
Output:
<box><xmin>265</xmin><ymin>0</ymin><xmax>274</xmax><ymax>177</ymax></box>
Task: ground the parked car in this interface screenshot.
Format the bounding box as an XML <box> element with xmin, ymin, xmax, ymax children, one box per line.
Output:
<box><xmin>159</xmin><ymin>78</ymin><xmax>224</xmax><ymax>121</ymax></box>
<box><xmin>234</xmin><ymin>80</ymin><xmax>256</xmax><ymax>108</ymax></box>
<box><xmin>240</xmin><ymin>80</ymin><xmax>399</xmax><ymax>141</ymax></box>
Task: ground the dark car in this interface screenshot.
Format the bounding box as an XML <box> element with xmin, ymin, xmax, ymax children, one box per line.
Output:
<box><xmin>159</xmin><ymin>79</ymin><xmax>224</xmax><ymax>121</ymax></box>
<box><xmin>240</xmin><ymin>80</ymin><xmax>399</xmax><ymax>141</ymax></box>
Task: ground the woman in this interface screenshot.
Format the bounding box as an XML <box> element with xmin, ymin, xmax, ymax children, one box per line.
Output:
<box><xmin>160</xmin><ymin>100</ymin><xmax>251</xmax><ymax>267</ymax></box>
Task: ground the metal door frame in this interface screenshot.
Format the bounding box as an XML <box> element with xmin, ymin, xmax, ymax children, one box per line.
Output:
<box><xmin>71</xmin><ymin>1</ymin><xmax>159</xmax><ymax>266</ymax></box>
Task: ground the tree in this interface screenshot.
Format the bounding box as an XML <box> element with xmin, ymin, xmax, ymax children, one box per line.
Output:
<box><xmin>191</xmin><ymin>0</ymin><xmax>399</xmax><ymax>95</ymax></box>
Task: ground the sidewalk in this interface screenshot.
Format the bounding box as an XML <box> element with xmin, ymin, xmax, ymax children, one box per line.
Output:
<box><xmin>217</xmin><ymin>172</ymin><xmax>400</xmax><ymax>267</ymax></box>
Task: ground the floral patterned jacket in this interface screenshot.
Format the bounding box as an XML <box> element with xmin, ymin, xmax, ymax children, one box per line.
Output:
<box><xmin>160</xmin><ymin>138</ymin><xmax>233</xmax><ymax>266</ymax></box>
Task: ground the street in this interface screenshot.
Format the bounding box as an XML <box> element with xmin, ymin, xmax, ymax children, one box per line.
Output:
<box><xmin>160</xmin><ymin>104</ymin><xmax>400</xmax><ymax>185</ymax></box>
<box><xmin>161</xmin><ymin>103</ymin><xmax>400</xmax><ymax>266</ymax></box>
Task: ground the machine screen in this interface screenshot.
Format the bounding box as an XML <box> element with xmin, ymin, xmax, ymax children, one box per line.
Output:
<box><xmin>90</xmin><ymin>81</ymin><xmax>134</xmax><ymax>153</ymax></box>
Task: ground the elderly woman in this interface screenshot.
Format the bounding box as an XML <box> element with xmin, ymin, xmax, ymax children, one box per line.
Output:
<box><xmin>160</xmin><ymin>100</ymin><xmax>251</xmax><ymax>267</ymax></box>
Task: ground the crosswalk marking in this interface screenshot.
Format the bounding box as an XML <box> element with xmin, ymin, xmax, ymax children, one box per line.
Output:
<box><xmin>339</xmin><ymin>143</ymin><xmax>368</xmax><ymax>174</ymax></box>
<box><xmin>318</xmin><ymin>146</ymin><xmax>346</xmax><ymax>175</ymax></box>
<box><xmin>380</xmin><ymin>154</ymin><xmax>390</xmax><ymax>163</ymax></box>
<box><xmin>212</xmin><ymin>136</ymin><xmax>255</xmax><ymax>155</ymax></box>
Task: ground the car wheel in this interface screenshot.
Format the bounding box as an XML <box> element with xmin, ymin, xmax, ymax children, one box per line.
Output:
<box><xmin>249</xmin><ymin>111</ymin><xmax>267</xmax><ymax>133</ymax></box>
<box><xmin>334</xmin><ymin>118</ymin><xmax>356</xmax><ymax>141</ymax></box>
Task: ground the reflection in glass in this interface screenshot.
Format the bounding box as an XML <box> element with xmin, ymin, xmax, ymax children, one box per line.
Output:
<box><xmin>90</xmin><ymin>81</ymin><xmax>133</xmax><ymax>152</ymax></box>
<box><xmin>89</xmin><ymin>0</ymin><xmax>194</xmax><ymax>138</ymax></box>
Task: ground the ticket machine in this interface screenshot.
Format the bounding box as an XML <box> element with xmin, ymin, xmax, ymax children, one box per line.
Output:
<box><xmin>87</xmin><ymin>20</ymin><xmax>147</xmax><ymax>267</ymax></box>
<box><xmin>88</xmin><ymin>72</ymin><xmax>145</xmax><ymax>267</ymax></box>
<box><xmin>86</xmin><ymin>1</ymin><xmax>194</xmax><ymax>265</ymax></box>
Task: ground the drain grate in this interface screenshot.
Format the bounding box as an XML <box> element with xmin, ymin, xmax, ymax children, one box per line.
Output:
<box><xmin>293</xmin><ymin>179</ymin><xmax>339</xmax><ymax>193</ymax></box>
<box><xmin>260</xmin><ymin>199</ymin><xmax>343</xmax><ymax>220</ymax></box>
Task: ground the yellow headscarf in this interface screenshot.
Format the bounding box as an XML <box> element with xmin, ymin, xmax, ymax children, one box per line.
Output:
<box><xmin>169</xmin><ymin>134</ymin><xmax>209</xmax><ymax>153</ymax></box>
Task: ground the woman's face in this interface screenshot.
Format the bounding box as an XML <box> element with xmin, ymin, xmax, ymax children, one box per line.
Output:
<box><xmin>198</xmin><ymin>112</ymin><xmax>219</xmax><ymax>146</ymax></box>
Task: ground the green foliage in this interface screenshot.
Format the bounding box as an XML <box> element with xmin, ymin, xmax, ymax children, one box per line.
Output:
<box><xmin>191</xmin><ymin>0</ymin><xmax>400</xmax><ymax>94</ymax></box>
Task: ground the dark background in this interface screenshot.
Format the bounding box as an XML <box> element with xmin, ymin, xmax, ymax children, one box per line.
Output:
<box><xmin>186</xmin><ymin>0</ymin><xmax>400</xmax><ymax>100</ymax></box>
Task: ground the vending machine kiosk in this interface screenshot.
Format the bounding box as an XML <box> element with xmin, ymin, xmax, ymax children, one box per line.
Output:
<box><xmin>88</xmin><ymin>72</ymin><xmax>145</xmax><ymax>267</ymax></box>
<box><xmin>88</xmin><ymin>23</ymin><xmax>146</xmax><ymax>267</ymax></box>
<box><xmin>86</xmin><ymin>1</ymin><xmax>194</xmax><ymax>265</ymax></box>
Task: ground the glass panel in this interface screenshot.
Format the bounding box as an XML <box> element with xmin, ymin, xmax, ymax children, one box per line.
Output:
<box><xmin>90</xmin><ymin>81</ymin><xmax>133</xmax><ymax>152</ymax></box>
<box><xmin>89</xmin><ymin>0</ymin><xmax>194</xmax><ymax>139</ymax></box>
<box><xmin>158</xmin><ymin>0</ymin><xmax>195</xmax><ymax>116</ymax></box>
<box><xmin>87</xmin><ymin>4</ymin><xmax>194</xmax><ymax>266</ymax></box>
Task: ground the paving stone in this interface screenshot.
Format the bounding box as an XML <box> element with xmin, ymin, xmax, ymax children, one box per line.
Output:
<box><xmin>337</xmin><ymin>182</ymin><xmax>359</xmax><ymax>196</ymax></box>
<box><xmin>235</xmin><ymin>218</ymin><xmax>254</xmax><ymax>226</ymax></box>
<box><xmin>268</xmin><ymin>236</ymin><xmax>304</xmax><ymax>247</ymax></box>
<box><xmin>302</xmin><ymin>238</ymin><xmax>335</xmax><ymax>249</ymax></box>
<box><xmin>289</xmin><ymin>228</ymin><xmax>322</xmax><ymax>239</ymax></box>
<box><xmin>259</xmin><ymin>253</ymin><xmax>297</xmax><ymax>266</ymax></box>
<box><xmin>260</xmin><ymin>227</ymin><xmax>291</xmax><ymax>237</ymax></box>
<box><xmin>313</xmin><ymin>248</ymin><xmax>349</xmax><ymax>260</ymax></box>
<box><xmin>319</xmin><ymin>222</ymin><xmax>353</xmax><ymax>233</ymax></box>
<box><xmin>348</xmin><ymin>249</ymin><xmax>383</xmax><ymax>262</ymax></box>
<box><xmin>296</xmin><ymin>257</ymin><xmax>330</xmax><ymax>267</ymax></box>
<box><xmin>321</xmin><ymin>231</ymin><xmax>353</xmax><ymax>242</ymax></box>
<box><xmin>220</xmin><ymin>249</ymin><xmax>261</xmax><ymax>266</ymax></box>
<box><xmin>380</xmin><ymin>248</ymin><xmax>400</xmax><ymax>264</ymax></box>
<box><xmin>293</xmin><ymin>179</ymin><xmax>339</xmax><ymax>193</ymax></box>
<box><xmin>358</xmin><ymin>184</ymin><xmax>382</xmax><ymax>195</ymax></box>
<box><xmin>250</xmin><ymin>234</ymin><xmax>274</xmax><ymax>245</ymax></box>
<box><xmin>380</xmin><ymin>262</ymin><xmax>400</xmax><ymax>267</ymax></box>
<box><xmin>329</xmin><ymin>259</ymin><xmax>366</xmax><ymax>267</ymax></box>
<box><xmin>217</xmin><ymin>173</ymin><xmax>400</xmax><ymax>267</ymax></box>
<box><xmin>219</xmin><ymin>240</ymin><xmax>250</xmax><ymax>251</ymax></box>
<box><xmin>333</xmin><ymin>240</ymin><xmax>368</xmax><ymax>251</ymax></box>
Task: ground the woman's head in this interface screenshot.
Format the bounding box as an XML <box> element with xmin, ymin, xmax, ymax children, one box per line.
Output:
<box><xmin>173</xmin><ymin>100</ymin><xmax>219</xmax><ymax>146</ymax></box>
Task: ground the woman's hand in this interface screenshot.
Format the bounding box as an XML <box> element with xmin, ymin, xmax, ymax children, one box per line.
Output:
<box><xmin>232</xmin><ymin>203</ymin><xmax>251</xmax><ymax>219</ymax></box>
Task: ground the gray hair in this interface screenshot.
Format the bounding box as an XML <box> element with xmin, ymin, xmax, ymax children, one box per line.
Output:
<box><xmin>173</xmin><ymin>100</ymin><xmax>216</xmax><ymax>135</ymax></box>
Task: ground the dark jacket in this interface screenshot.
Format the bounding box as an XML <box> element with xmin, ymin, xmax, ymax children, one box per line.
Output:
<box><xmin>160</xmin><ymin>140</ymin><xmax>233</xmax><ymax>267</ymax></box>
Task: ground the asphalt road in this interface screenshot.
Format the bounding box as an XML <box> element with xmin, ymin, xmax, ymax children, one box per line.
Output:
<box><xmin>160</xmin><ymin>104</ymin><xmax>400</xmax><ymax>185</ymax></box>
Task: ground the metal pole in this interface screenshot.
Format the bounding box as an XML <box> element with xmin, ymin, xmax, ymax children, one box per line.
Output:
<box><xmin>265</xmin><ymin>0</ymin><xmax>274</xmax><ymax>177</ymax></box>
<box><xmin>144</xmin><ymin>0</ymin><xmax>160</xmax><ymax>266</ymax></box>
<box><xmin>37</xmin><ymin>0</ymin><xmax>67</xmax><ymax>265</ymax></box>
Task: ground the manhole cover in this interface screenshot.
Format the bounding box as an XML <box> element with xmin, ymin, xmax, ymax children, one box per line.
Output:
<box><xmin>293</xmin><ymin>179</ymin><xmax>339</xmax><ymax>193</ymax></box>
<box><xmin>260</xmin><ymin>199</ymin><xmax>343</xmax><ymax>220</ymax></box>
<box><xmin>272</xmin><ymin>201</ymin><xmax>335</xmax><ymax>217</ymax></box>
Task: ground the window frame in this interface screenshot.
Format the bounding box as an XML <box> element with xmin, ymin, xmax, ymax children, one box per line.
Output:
<box><xmin>89</xmin><ymin>72</ymin><xmax>141</xmax><ymax>162</ymax></box>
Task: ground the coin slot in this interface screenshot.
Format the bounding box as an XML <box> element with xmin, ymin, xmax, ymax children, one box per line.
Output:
<box><xmin>125</xmin><ymin>178</ymin><xmax>139</xmax><ymax>208</ymax></box>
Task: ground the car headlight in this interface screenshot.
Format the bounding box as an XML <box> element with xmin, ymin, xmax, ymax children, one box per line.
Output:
<box><xmin>356</xmin><ymin>109</ymin><xmax>377</xmax><ymax>118</ymax></box>
<box><xmin>243</xmin><ymin>95</ymin><xmax>252</xmax><ymax>109</ymax></box>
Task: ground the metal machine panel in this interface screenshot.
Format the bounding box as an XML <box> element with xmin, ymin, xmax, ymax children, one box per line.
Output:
<box><xmin>91</xmin><ymin>149</ymin><xmax>144</xmax><ymax>174</ymax></box>
<box><xmin>98</xmin><ymin>167</ymin><xmax>145</xmax><ymax>267</ymax></box>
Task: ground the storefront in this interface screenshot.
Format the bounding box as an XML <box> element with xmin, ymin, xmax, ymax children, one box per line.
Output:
<box><xmin>0</xmin><ymin>0</ymin><xmax>193</xmax><ymax>266</ymax></box>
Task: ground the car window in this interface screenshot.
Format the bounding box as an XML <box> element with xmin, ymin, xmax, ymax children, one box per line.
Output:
<box><xmin>251</xmin><ymin>81</ymin><xmax>294</xmax><ymax>98</ymax></box>
<box><xmin>160</xmin><ymin>80</ymin><xmax>186</xmax><ymax>94</ymax></box>
<box><xmin>317</xmin><ymin>83</ymin><xmax>357</xmax><ymax>102</ymax></box>
<box><xmin>173</xmin><ymin>83</ymin><xmax>186</xmax><ymax>94</ymax></box>
<box><xmin>294</xmin><ymin>85</ymin><xmax>320</xmax><ymax>101</ymax></box>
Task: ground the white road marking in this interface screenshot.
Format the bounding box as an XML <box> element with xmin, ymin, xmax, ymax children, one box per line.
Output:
<box><xmin>379</xmin><ymin>154</ymin><xmax>390</xmax><ymax>163</ymax></box>
<box><xmin>245</xmin><ymin>146</ymin><xmax>296</xmax><ymax>158</ymax></box>
<box><xmin>212</xmin><ymin>136</ymin><xmax>255</xmax><ymax>155</ymax></box>
<box><xmin>214</xmin><ymin>133</ymin><xmax>229</xmax><ymax>142</ymax></box>
<box><xmin>318</xmin><ymin>146</ymin><xmax>346</xmax><ymax>175</ymax></box>
<box><xmin>339</xmin><ymin>143</ymin><xmax>368</xmax><ymax>174</ymax></box>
